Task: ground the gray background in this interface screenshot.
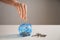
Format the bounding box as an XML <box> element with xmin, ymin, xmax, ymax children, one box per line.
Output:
<box><xmin>0</xmin><ymin>0</ymin><xmax>60</xmax><ymax>25</ymax></box>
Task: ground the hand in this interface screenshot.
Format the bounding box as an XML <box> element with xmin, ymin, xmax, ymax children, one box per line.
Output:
<box><xmin>0</xmin><ymin>0</ymin><xmax>27</xmax><ymax>21</ymax></box>
<box><xmin>15</xmin><ymin>2</ymin><xmax>27</xmax><ymax>21</ymax></box>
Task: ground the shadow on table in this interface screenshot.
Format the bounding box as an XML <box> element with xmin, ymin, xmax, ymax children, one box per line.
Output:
<box><xmin>0</xmin><ymin>34</ymin><xmax>21</xmax><ymax>39</ymax></box>
<box><xmin>0</xmin><ymin>33</ymin><xmax>47</xmax><ymax>39</ymax></box>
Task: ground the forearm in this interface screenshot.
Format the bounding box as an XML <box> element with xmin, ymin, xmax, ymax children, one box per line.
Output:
<box><xmin>0</xmin><ymin>0</ymin><xmax>19</xmax><ymax>6</ymax></box>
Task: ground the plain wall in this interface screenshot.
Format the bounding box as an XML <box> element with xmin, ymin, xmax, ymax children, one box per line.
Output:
<box><xmin>0</xmin><ymin>0</ymin><xmax>60</xmax><ymax>25</ymax></box>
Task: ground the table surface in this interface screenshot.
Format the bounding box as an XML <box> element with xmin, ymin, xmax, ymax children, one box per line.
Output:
<box><xmin>0</xmin><ymin>25</ymin><xmax>60</xmax><ymax>40</ymax></box>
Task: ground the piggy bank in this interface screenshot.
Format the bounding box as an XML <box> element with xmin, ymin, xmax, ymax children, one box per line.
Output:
<box><xmin>18</xmin><ymin>23</ymin><xmax>32</xmax><ymax>37</ymax></box>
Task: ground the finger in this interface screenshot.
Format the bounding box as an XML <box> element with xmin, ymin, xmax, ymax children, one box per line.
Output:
<box><xmin>22</xmin><ymin>3</ymin><xmax>27</xmax><ymax>21</ymax></box>
<box><xmin>17</xmin><ymin>6</ymin><xmax>22</xmax><ymax>19</ymax></box>
<box><xmin>19</xmin><ymin>3</ymin><xmax>23</xmax><ymax>19</ymax></box>
<box><xmin>22</xmin><ymin>3</ymin><xmax>24</xmax><ymax>20</ymax></box>
<box><xmin>24</xmin><ymin>4</ymin><xmax>27</xmax><ymax>20</ymax></box>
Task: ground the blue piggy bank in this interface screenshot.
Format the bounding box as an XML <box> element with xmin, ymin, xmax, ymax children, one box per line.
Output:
<box><xmin>18</xmin><ymin>23</ymin><xmax>32</xmax><ymax>37</ymax></box>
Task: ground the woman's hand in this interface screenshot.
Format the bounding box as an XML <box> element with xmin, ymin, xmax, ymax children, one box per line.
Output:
<box><xmin>0</xmin><ymin>0</ymin><xmax>27</xmax><ymax>21</ymax></box>
<box><xmin>15</xmin><ymin>3</ymin><xmax>27</xmax><ymax>21</ymax></box>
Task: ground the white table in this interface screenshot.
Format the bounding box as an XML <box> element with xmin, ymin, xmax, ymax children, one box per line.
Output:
<box><xmin>0</xmin><ymin>25</ymin><xmax>60</xmax><ymax>40</ymax></box>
